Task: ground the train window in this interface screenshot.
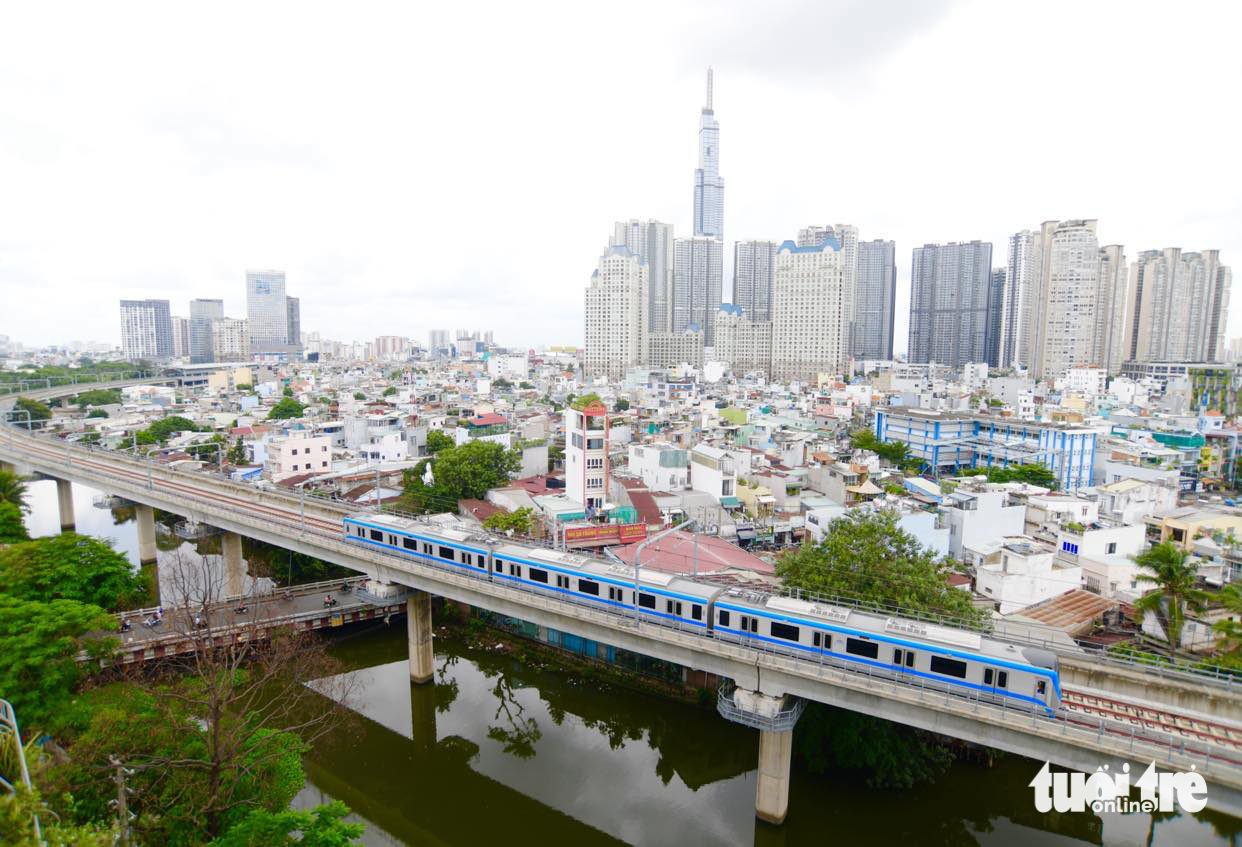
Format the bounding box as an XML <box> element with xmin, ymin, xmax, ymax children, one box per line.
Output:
<box><xmin>812</xmin><ymin>632</ymin><xmax>824</xmax><ymax>648</ymax></box>
<box><xmin>719</xmin><ymin>610</ymin><xmax>730</xmax><ymax>627</ymax></box>
<box><xmin>556</xmin><ymin>575</ymin><xmax>570</xmax><ymax>589</ymax></box>
<box><xmin>771</xmin><ymin>622</ymin><xmax>800</xmax><ymax>642</ymax></box>
<box><xmin>894</xmin><ymin>648</ymin><xmax>905</xmax><ymax>665</ymax></box>
<box><xmin>905</xmin><ymin>651</ymin><xmax>914</xmax><ymax>668</ymax></box>
<box><xmin>997</xmin><ymin>671</ymin><xmax>1008</xmax><ymax>689</ymax></box>
<box><xmin>638</xmin><ymin>593</ymin><xmax>655</xmax><ymax>609</ymax></box>
<box><xmin>529</xmin><ymin>568</ymin><xmax>548</xmax><ymax>584</ymax></box>
<box><xmin>355</xmin><ymin>526</ymin><xmax>364</xmax><ymax>537</ymax></box>
<box><xmin>510</xmin><ymin>563</ymin><xmax>521</xmax><ymax>577</ymax></box>
<box><xmin>402</xmin><ymin>537</ymin><xmax>417</xmax><ymax>550</ymax></box>
<box><xmin>665</xmin><ymin>600</ymin><xmax>683</xmax><ymax>616</ymax></box>
<box><xmin>1036</xmin><ymin>680</ymin><xmax>1047</xmax><ymax>696</ymax></box>
<box><xmin>691</xmin><ymin>604</ymin><xmax>702</xmax><ymax>621</ymax></box>
<box><xmin>423</xmin><ymin>543</ymin><xmax>433</xmax><ymax>555</ymax></box>
<box><xmin>846</xmin><ymin>638</ymin><xmax>879</xmax><ymax>659</ymax></box>
<box><xmin>738</xmin><ymin>615</ymin><xmax>758</xmax><ymax>633</ymax></box>
<box><xmin>930</xmin><ymin>656</ymin><xmax>967</xmax><ymax>679</ymax></box>
<box><xmin>579</xmin><ymin>579</ymin><xmax>600</xmax><ymax>596</ymax></box>
<box><xmin>478</xmin><ymin>554</ymin><xmax>487</xmax><ymax>568</ymax></box>
<box><xmin>369</xmin><ymin>529</ymin><xmax>383</xmax><ymax>542</ymax></box>
<box><xmin>608</xmin><ymin>586</ymin><xmax>623</xmax><ymax>602</ymax></box>
<box><xmin>984</xmin><ymin>669</ymin><xmax>993</xmax><ymax>685</ymax></box>
<box><xmin>438</xmin><ymin>546</ymin><xmax>455</xmax><ymax>561</ymax></box>
<box><xmin>388</xmin><ymin>536</ymin><xmax>397</xmax><ymax>546</ymax></box>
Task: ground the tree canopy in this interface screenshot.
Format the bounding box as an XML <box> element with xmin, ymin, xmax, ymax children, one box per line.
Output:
<box><xmin>208</xmin><ymin>801</ymin><xmax>364</xmax><ymax>847</ymax></box>
<box><xmin>402</xmin><ymin>441</ymin><xmax>520</xmax><ymax>512</ymax></box>
<box><xmin>849</xmin><ymin>429</ymin><xmax>915</xmax><ymax>470</ymax></box>
<box><xmin>425</xmin><ymin>429</ymin><xmax>454</xmax><ymax>455</ymax></box>
<box><xmin>961</xmin><ymin>463</ymin><xmax>1058</xmax><ymax>489</ymax></box>
<box><xmin>136</xmin><ymin>415</ymin><xmax>202</xmax><ymax>445</ymax></box>
<box><xmin>1134</xmin><ymin>541</ymin><xmax>1208</xmax><ymax>655</ymax></box>
<box><xmin>0</xmin><ymin>469</ymin><xmax>29</xmax><ymax>511</ymax></box>
<box><xmin>266</xmin><ymin>397</ymin><xmax>305</xmax><ymax>420</ymax></box>
<box><xmin>14</xmin><ymin>397</ymin><xmax>51</xmax><ymax>425</ymax></box>
<box><xmin>484</xmin><ymin>507</ymin><xmax>535</xmax><ymax>536</ymax></box>
<box><xmin>0</xmin><ymin>502</ymin><xmax>29</xmax><ymax>543</ymax></box>
<box><xmin>382</xmin><ymin>386</ymin><xmax>398</xmax><ymax>396</ymax></box>
<box><xmin>72</xmin><ymin>388</ymin><xmax>123</xmax><ymax>408</ymax></box>
<box><xmin>0</xmin><ymin>533</ymin><xmax>148</xmax><ymax>611</ymax></box>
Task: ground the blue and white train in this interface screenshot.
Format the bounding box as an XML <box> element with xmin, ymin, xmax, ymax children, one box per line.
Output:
<box><xmin>344</xmin><ymin>513</ymin><xmax>1062</xmax><ymax>715</ymax></box>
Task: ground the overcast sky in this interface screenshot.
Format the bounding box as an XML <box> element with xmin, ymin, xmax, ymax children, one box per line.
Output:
<box><xmin>2</xmin><ymin>0</ymin><xmax>1240</xmax><ymax>354</ymax></box>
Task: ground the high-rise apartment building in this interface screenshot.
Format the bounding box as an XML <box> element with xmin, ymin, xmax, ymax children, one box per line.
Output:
<box><xmin>771</xmin><ymin>239</ymin><xmax>847</xmax><ymax>382</ymax></box>
<box><xmin>246</xmin><ymin>271</ymin><xmax>301</xmax><ymax>356</ymax></box>
<box><xmin>796</xmin><ymin>225</ymin><xmax>834</xmax><ymax>248</ymax></box>
<box><xmin>907</xmin><ymin>241</ymin><xmax>993</xmax><ymax>369</ymax></box>
<box><xmin>1029</xmin><ymin>220</ymin><xmax>1099</xmax><ymax>381</ymax></box>
<box><xmin>171</xmin><ymin>316</ymin><xmax>190</xmax><ymax>358</ymax></box>
<box><xmin>584</xmin><ymin>245</ymin><xmax>646</xmax><ymax>380</ymax></box>
<box><xmin>732</xmin><ymin>240</ymin><xmax>777</xmax><ymax>322</ymax></box>
<box><xmin>1095</xmin><ymin>245</ymin><xmax>1129</xmax><ymax>374</ymax></box>
<box><xmin>1127</xmin><ymin>248</ymin><xmax>1231</xmax><ymax>363</ymax></box>
<box><xmin>189</xmin><ymin>298</ymin><xmax>223</xmax><ymax>363</ymax></box>
<box><xmin>985</xmin><ymin>268</ymin><xmax>1006</xmax><ymax>368</ymax></box>
<box><xmin>714</xmin><ymin>305</ymin><xmax>772</xmax><ymax>377</ymax></box>
<box><xmin>692</xmin><ymin>68</ymin><xmax>723</xmax><ymax>241</ymax></box>
<box><xmin>853</xmin><ymin>239</ymin><xmax>897</xmax><ymax>360</ymax></box>
<box><xmin>645</xmin><ymin>329</ymin><xmax>704</xmax><ymax>370</ymax></box>
<box><xmin>119</xmin><ymin>299</ymin><xmax>173</xmax><ymax>360</ymax></box>
<box><xmin>428</xmin><ymin>329</ymin><xmax>450</xmax><ymax>353</ymax></box>
<box><xmin>211</xmin><ymin>318</ymin><xmax>250</xmax><ymax>361</ymax></box>
<box><xmin>286</xmin><ymin>296</ymin><xmax>301</xmax><ymax>351</ymax></box>
<box><xmin>998</xmin><ymin>230</ymin><xmax>1040</xmax><ymax>370</ymax></box>
<box><xmin>673</xmin><ymin>237</ymin><xmax>723</xmax><ymax>346</ymax></box>
<box><xmin>612</xmin><ymin>220</ymin><xmax>674</xmax><ymax>333</ymax></box>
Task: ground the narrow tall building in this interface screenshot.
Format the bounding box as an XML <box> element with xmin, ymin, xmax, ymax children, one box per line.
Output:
<box><xmin>189</xmin><ymin>298</ymin><xmax>223</xmax><ymax>363</ymax></box>
<box><xmin>211</xmin><ymin>317</ymin><xmax>250</xmax><ymax>361</ymax></box>
<box><xmin>907</xmin><ymin>241</ymin><xmax>993</xmax><ymax>369</ymax></box>
<box><xmin>692</xmin><ymin>68</ymin><xmax>724</xmax><ymax>240</ymax></box>
<box><xmin>612</xmin><ymin>220</ymin><xmax>674</xmax><ymax>333</ymax></box>
<box><xmin>673</xmin><ymin>237</ymin><xmax>723</xmax><ymax>346</ymax></box>
<box><xmin>584</xmin><ymin>245</ymin><xmax>646</xmax><ymax>380</ymax></box>
<box><xmin>171</xmin><ymin>316</ymin><xmax>190</xmax><ymax>359</ymax></box>
<box><xmin>998</xmin><ymin>229</ymin><xmax>1040</xmax><ymax>370</ymax></box>
<box><xmin>1029</xmin><ymin>219</ymin><xmax>1100</xmax><ymax>381</ymax></box>
<box><xmin>732</xmin><ymin>240</ymin><xmax>777</xmax><ymax>322</ymax></box>
<box><xmin>119</xmin><ymin>299</ymin><xmax>173</xmax><ymax>360</ymax></box>
<box><xmin>1095</xmin><ymin>245</ymin><xmax>1129</xmax><ymax>374</ymax></box>
<box><xmin>771</xmin><ymin>238</ymin><xmax>847</xmax><ymax>383</ymax></box>
<box><xmin>985</xmin><ymin>268</ymin><xmax>1007</xmax><ymax>368</ymax></box>
<box><xmin>853</xmin><ymin>239</ymin><xmax>897</xmax><ymax>360</ymax></box>
<box><xmin>286</xmin><ymin>296</ymin><xmax>301</xmax><ymax>351</ymax></box>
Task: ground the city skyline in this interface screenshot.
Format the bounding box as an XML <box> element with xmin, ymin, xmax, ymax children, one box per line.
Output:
<box><xmin>2</xmin><ymin>2</ymin><xmax>1239</xmax><ymax>351</ymax></box>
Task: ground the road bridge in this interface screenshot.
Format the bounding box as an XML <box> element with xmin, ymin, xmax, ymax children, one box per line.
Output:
<box><xmin>6</xmin><ymin>378</ymin><xmax>1242</xmax><ymax>822</ymax></box>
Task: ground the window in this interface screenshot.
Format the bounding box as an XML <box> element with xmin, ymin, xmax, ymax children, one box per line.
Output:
<box><xmin>738</xmin><ymin>615</ymin><xmax>759</xmax><ymax>633</ymax></box>
<box><xmin>438</xmin><ymin>546</ymin><xmax>455</xmax><ymax>561</ymax></box>
<box><xmin>529</xmin><ymin>568</ymin><xmax>548</xmax><ymax>584</ymax></box>
<box><xmin>691</xmin><ymin>604</ymin><xmax>702</xmax><ymax>621</ymax></box>
<box><xmin>571</xmin><ymin>433</ymin><xmax>584</xmax><ymax>449</ymax></box>
<box><xmin>1061</xmin><ymin>541</ymin><xmax>1079</xmax><ymax>555</ymax></box>
<box><xmin>665</xmin><ymin>599</ymin><xmax>683</xmax><ymax>616</ymax></box>
<box><xmin>1036</xmin><ymin>680</ymin><xmax>1047</xmax><ymax>696</ymax></box>
<box><xmin>423</xmin><ymin>543</ymin><xmax>433</xmax><ymax>554</ymax></box>
<box><xmin>354</xmin><ymin>525</ymin><xmax>364</xmax><ymax>537</ymax></box>
<box><xmin>477</xmin><ymin>554</ymin><xmax>487</xmax><ymax>569</ymax></box>
<box><xmin>771</xmin><ymin>622</ymin><xmax>800</xmax><ymax>642</ymax></box>
<box><xmin>587</xmin><ymin>438</ymin><xmax>604</xmax><ymax>450</ymax></box>
<box><xmin>930</xmin><ymin>656</ymin><xmax>967</xmax><ymax>679</ymax></box>
<box><xmin>291</xmin><ymin>448</ymin><xmax>298</xmax><ymax>455</ymax></box>
<box><xmin>846</xmin><ymin>638</ymin><xmax>879</xmax><ymax>659</ymax></box>
<box><xmin>984</xmin><ymin>668</ymin><xmax>992</xmax><ymax>685</ymax></box>
<box><xmin>510</xmin><ymin>563</ymin><xmax>521</xmax><ymax>577</ymax></box>
<box><xmin>608</xmin><ymin>586</ymin><xmax>623</xmax><ymax>602</ymax></box>
<box><xmin>556</xmin><ymin>574</ymin><xmax>570</xmax><ymax>589</ymax></box>
<box><xmin>997</xmin><ymin>671</ymin><xmax>1008</xmax><ymax>688</ymax></box>
<box><xmin>719</xmin><ymin>610</ymin><xmax>730</xmax><ymax>627</ymax></box>
<box><xmin>638</xmin><ymin>593</ymin><xmax>655</xmax><ymax>609</ymax></box>
<box><xmin>369</xmin><ymin>529</ymin><xmax>383</xmax><ymax>542</ymax></box>
<box><xmin>579</xmin><ymin>579</ymin><xmax>600</xmax><ymax>596</ymax></box>
<box><xmin>812</xmin><ymin>632</ymin><xmax>827</xmax><ymax>649</ymax></box>
<box><xmin>1106</xmin><ymin>542</ymin><xmax>1117</xmax><ymax>554</ymax></box>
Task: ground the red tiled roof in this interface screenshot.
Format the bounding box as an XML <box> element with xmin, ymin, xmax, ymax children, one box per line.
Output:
<box><xmin>460</xmin><ymin>499</ymin><xmax>505</xmax><ymax>522</ymax></box>
<box><xmin>619</xmin><ymin>478</ymin><xmax>663</xmax><ymax>526</ymax></box>
<box><xmin>469</xmin><ymin>413</ymin><xmax>509</xmax><ymax>426</ymax></box>
<box><xmin>612</xmin><ymin>531</ymin><xmax>774</xmax><ymax>576</ymax></box>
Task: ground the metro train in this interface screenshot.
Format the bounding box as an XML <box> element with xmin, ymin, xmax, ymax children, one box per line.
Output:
<box><xmin>343</xmin><ymin>513</ymin><xmax>1061</xmax><ymax>715</ymax></box>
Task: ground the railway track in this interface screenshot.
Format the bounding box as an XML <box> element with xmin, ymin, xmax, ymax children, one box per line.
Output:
<box><xmin>1063</xmin><ymin>687</ymin><xmax>1242</xmax><ymax>761</ymax></box>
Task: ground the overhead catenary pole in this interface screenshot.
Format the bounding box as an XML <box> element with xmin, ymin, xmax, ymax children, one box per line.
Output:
<box><xmin>632</xmin><ymin>518</ymin><xmax>691</xmax><ymax>624</ymax></box>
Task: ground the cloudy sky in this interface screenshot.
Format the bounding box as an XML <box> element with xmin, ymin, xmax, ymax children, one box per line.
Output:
<box><xmin>2</xmin><ymin>0</ymin><xmax>1239</xmax><ymax>353</ymax></box>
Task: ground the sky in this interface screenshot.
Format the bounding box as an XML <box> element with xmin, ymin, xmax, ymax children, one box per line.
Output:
<box><xmin>2</xmin><ymin>0</ymin><xmax>1240</xmax><ymax>354</ymax></box>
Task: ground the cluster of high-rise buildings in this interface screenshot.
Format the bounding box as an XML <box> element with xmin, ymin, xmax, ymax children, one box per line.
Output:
<box><xmin>584</xmin><ymin>73</ymin><xmax>1231</xmax><ymax>386</ymax></box>
<box><xmin>119</xmin><ymin>271</ymin><xmax>302</xmax><ymax>363</ymax></box>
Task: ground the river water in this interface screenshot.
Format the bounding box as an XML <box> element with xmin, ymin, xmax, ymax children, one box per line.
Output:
<box><xmin>22</xmin><ymin>480</ymin><xmax>1242</xmax><ymax>845</ymax></box>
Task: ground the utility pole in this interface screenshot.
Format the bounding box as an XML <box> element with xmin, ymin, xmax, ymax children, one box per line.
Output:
<box><xmin>110</xmin><ymin>755</ymin><xmax>132</xmax><ymax>847</ymax></box>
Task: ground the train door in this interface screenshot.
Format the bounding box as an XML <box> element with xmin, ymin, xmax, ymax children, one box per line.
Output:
<box><xmin>982</xmin><ymin>667</ymin><xmax>1009</xmax><ymax>700</ymax></box>
<box><xmin>893</xmin><ymin>648</ymin><xmax>915</xmax><ymax>676</ymax></box>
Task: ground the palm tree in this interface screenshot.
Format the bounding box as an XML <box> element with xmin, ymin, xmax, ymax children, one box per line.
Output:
<box><xmin>1212</xmin><ymin>583</ymin><xmax>1242</xmax><ymax>657</ymax></box>
<box><xmin>1133</xmin><ymin>542</ymin><xmax>1209</xmax><ymax>656</ymax></box>
<box><xmin>0</xmin><ymin>469</ymin><xmax>29</xmax><ymax>512</ymax></box>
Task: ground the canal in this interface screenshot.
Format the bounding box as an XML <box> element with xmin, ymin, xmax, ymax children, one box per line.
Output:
<box><xmin>21</xmin><ymin>479</ymin><xmax>1242</xmax><ymax>845</ymax></box>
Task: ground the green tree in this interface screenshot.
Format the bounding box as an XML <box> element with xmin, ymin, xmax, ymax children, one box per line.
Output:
<box><xmin>0</xmin><ymin>787</ymin><xmax>116</xmax><ymax>846</ymax></box>
<box><xmin>352</xmin><ymin>391</ymin><xmax>366</xmax><ymax>401</ymax></box>
<box><xmin>614</xmin><ymin>398</ymin><xmax>631</xmax><ymax>412</ymax></box>
<box><xmin>492</xmin><ymin>378</ymin><xmax>513</xmax><ymax>390</ymax></box>
<box><xmin>1134</xmin><ymin>541</ymin><xmax>1209</xmax><ymax>655</ymax></box>
<box><xmin>0</xmin><ymin>502</ymin><xmax>29</xmax><ymax>543</ymax></box>
<box><xmin>1212</xmin><ymin>583</ymin><xmax>1242</xmax><ymax>657</ymax></box>
<box><xmin>86</xmin><ymin>408</ymin><xmax>108</xmax><ymax>418</ymax></box>
<box><xmin>227</xmin><ymin>437</ymin><xmax>248</xmax><ymax>465</ymax></box>
<box><xmin>208</xmin><ymin>801</ymin><xmax>364</xmax><ymax>847</ymax></box>
<box><xmin>137</xmin><ymin>415</ymin><xmax>202</xmax><ymax>445</ymax></box>
<box><xmin>0</xmin><ymin>534</ymin><xmax>148</xmax><ymax>610</ymax></box>
<box><xmin>235</xmin><ymin>383</ymin><xmax>253</xmax><ymax>392</ymax></box>
<box><xmin>428</xmin><ymin>441</ymin><xmax>520</xmax><ymax>501</ymax></box>
<box><xmin>483</xmin><ymin>507</ymin><xmax>535</xmax><ymax>536</ymax></box>
<box><xmin>0</xmin><ymin>469</ymin><xmax>29</xmax><ymax>511</ymax></box>
<box><xmin>547</xmin><ymin>443</ymin><xmax>564</xmax><ymax>472</ymax></box>
<box><xmin>72</xmin><ymin>388</ymin><xmax>123</xmax><ymax>408</ymax></box>
<box><xmin>382</xmin><ymin>386</ymin><xmax>397</xmax><ymax>397</ymax></box>
<box><xmin>14</xmin><ymin>398</ymin><xmax>51</xmax><ymax>427</ymax></box>
<box><xmin>282</xmin><ymin>386</ymin><xmax>294</xmax><ymax>397</ymax></box>
<box><xmin>0</xmin><ymin>595</ymin><xmax>115</xmax><ymax>729</ymax></box>
<box><xmin>266</xmin><ymin>397</ymin><xmax>305</xmax><ymax>420</ymax></box>
<box><xmin>519</xmin><ymin>381</ymin><xmax>535</xmax><ymax>390</ymax></box>
<box><xmin>425</xmin><ymin>429</ymin><xmax>454</xmax><ymax>455</ymax></box>
<box><xmin>982</xmin><ymin>463</ymin><xmax>1058</xmax><ymax>489</ymax></box>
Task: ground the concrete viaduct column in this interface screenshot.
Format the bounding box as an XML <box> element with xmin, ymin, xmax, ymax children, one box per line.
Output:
<box><xmin>407</xmin><ymin>591</ymin><xmax>434</xmax><ymax>684</ymax></box>
<box><xmin>134</xmin><ymin>504</ymin><xmax>158</xmax><ymax>565</ymax></box>
<box><xmin>755</xmin><ymin>728</ymin><xmax>794</xmax><ymax>825</ymax></box>
<box><xmin>56</xmin><ymin>478</ymin><xmax>75</xmax><ymax>532</ymax></box>
<box><xmin>221</xmin><ymin>532</ymin><xmax>245</xmax><ymax>598</ymax></box>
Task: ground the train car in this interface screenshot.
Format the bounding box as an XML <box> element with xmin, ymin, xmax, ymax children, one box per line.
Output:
<box><xmin>711</xmin><ymin>591</ymin><xmax>1060</xmax><ymax>715</ymax></box>
<box><xmin>344</xmin><ymin>513</ymin><xmax>492</xmax><ymax>577</ymax></box>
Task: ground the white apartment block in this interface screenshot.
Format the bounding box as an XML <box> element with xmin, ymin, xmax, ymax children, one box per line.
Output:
<box><xmin>713</xmin><ymin>305</ymin><xmax>772</xmax><ymax>378</ymax></box>
<box><xmin>1128</xmin><ymin>248</ymin><xmax>1231</xmax><ymax>364</ymax></box>
<box><xmin>689</xmin><ymin>444</ymin><xmax>738</xmax><ymax>505</ymax></box>
<box><xmin>172</xmin><ymin>316</ymin><xmax>190</xmax><ymax>358</ymax></box>
<box><xmin>612</xmin><ymin>219</ymin><xmax>674</xmax><ymax>334</ymax></box>
<box><xmin>771</xmin><ymin>240</ymin><xmax>847</xmax><ymax>383</ymax></box>
<box><xmin>999</xmin><ymin>229</ymin><xmax>1040</xmax><ymax>370</ymax></box>
<box><xmin>265</xmin><ymin>433</ymin><xmax>331</xmax><ymax>481</ymax></box>
<box><xmin>564</xmin><ymin>400</ymin><xmax>609</xmax><ymax>512</ymax></box>
<box><xmin>211</xmin><ymin>318</ymin><xmax>250</xmax><ymax>361</ymax></box>
<box><xmin>1030</xmin><ymin>219</ymin><xmax>1099</xmax><ymax>382</ymax></box>
<box><xmin>584</xmin><ymin>245</ymin><xmax>646</xmax><ymax>381</ymax></box>
<box><xmin>940</xmin><ymin>488</ymin><xmax>1027</xmax><ymax>560</ymax></box>
<box><xmin>627</xmin><ymin>443</ymin><xmax>689</xmax><ymax>491</ymax></box>
<box><xmin>1095</xmin><ymin>245</ymin><xmax>1129</xmax><ymax>374</ymax></box>
<box><xmin>972</xmin><ymin>537</ymin><xmax>1082</xmax><ymax>615</ymax></box>
<box><xmin>487</xmin><ymin>355</ymin><xmax>530</xmax><ymax>381</ymax></box>
<box><xmin>645</xmin><ymin>329</ymin><xmax>704</xmax><ymax>370</ymax></box>
<box><xmin>1058</xmin><ymin>366</ymin><xmax>1106</xmax><ymax>398</ymax></box>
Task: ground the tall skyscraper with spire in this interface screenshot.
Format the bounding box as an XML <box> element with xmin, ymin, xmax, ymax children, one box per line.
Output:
<box><xmin>692</xmin><ymin>68</ymin><xmax>724</xmax><ymax>240</ymax></box>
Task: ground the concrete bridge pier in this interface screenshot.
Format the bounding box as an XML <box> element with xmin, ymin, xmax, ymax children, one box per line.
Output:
<box><xmin>407</xmin><ymin>591</ymin><xmax>434</xmax><ymax>684</ymax></box>
<box><xmin>221</xmin><ymin>531</ymin><xmax>245</xmax><ymax>598</ymax></box>
<box><xmin>134</xmin><ymin>504</ymin><xmax>157</xmax><ymax>565</ymax></box>
<box><xmin>755</xmin><ymin>728</ymin><xmax>794</xmax><ymax>825</ymax></box>
<box><xmin>56</xmin><ymin>478</ymin><xmax>75</xmax><ymax>532</ymax></box>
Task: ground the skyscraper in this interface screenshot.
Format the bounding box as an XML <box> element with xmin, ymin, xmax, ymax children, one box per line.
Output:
<box><xmin>732</xmin><ymin>240</ymin><xmax>777</xmax><ymax>322</ymax></box>
<box><xmin>171</xmin><ymin>316</ymin><xmax>190</xmax><ymax>358</ymax></box>
<box><xmin>119</xmin><ymin>299</ymin><xmax>173</xmax><ymax>360</ymax></box>
<box><xmin>771</xmin><ymin>238</ymin><xmax>848</xmax><ymax>382</ymax></box>
<box><xmin>984</xmin><ymin>268</ymin><xmax>1006</xmax><ymax>368</ymax></box>
<box><xmin>1095</xmin><ymin>245</ymin><xmax>1129</xmax><ymax>374</ymax></box>
<box><xmin>998</xmin><ymin>229</ymin><xmax>1040</xmax><ymax>370</ymax></box>
<box><xmin>1127</xmin><ymin>247</ymin><xmax>1231</xmax><ymax>363</ymax></box>
<box><xmin>1029</xmin><ymin>220</ymin><xmax>1099</xmax><ymax>381</ymax></box>
<box><xmin>286</xmin><ymin>296</ymin><xmax>301</xmax><ymax>350</ymax></box>
<box><xmin>189</xmin><ymin>298</ymin><xmax>223</xmax><ymax>363</ymax></box>
<box><xmin>907</xmin><ymin>241</ymin><xmax>993</xmax><ymax>369</ymax></box>
<box><xmin>246</xmin><ymin>271</ymin><xmax>301</xmax><ymax>357</ymax></box>
<box><xmin>853</xmin><ymin>239</ymin><xmax>897</xmax><ymax>360</ymax></box>
<box><xmin>612</xmin><ymin>220</ymin><xmax>674</xmax><ymax>333</ymax></box>
<box><xmin>692</xmin><ymin>68</ymin><xmax>724</xmax><ymax>240</ymax></box>
<box><xmin>673</xmin><ymin>237</ymin><xmax>723</xmax><ymax>346</ymax></box>
<box><xmin>584</xmin><ymin>245</ymin><xmax>646</xmax><ymax>380</ymax></box>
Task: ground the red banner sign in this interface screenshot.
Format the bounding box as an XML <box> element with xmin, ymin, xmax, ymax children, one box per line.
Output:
<box><xmin>564</xmin><ymin>523</ymin><xmax>648</xmax><ymax>545</ymax></box>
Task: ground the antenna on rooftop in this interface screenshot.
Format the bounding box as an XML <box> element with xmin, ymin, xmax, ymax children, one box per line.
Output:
<box><xmin>705</xmin><ymin>67</ymin><xmax>714</xmax><ymax>111</ymax></box>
